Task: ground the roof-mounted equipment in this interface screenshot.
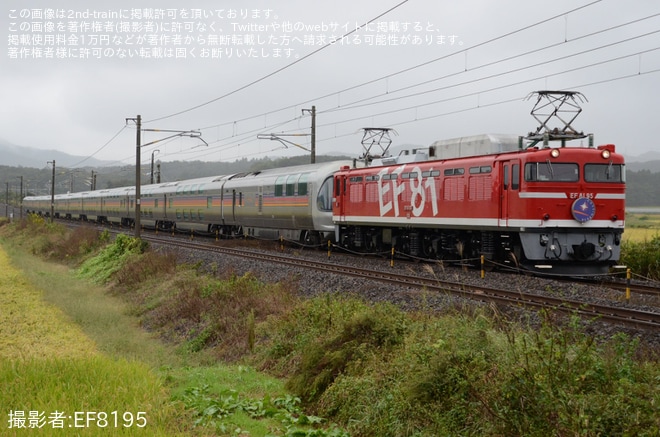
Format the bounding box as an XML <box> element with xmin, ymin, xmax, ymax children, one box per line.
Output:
<box><xmin>525</xmin><ymin>90</ymin><xmax>590</xmax><ymax>148</ymax></box>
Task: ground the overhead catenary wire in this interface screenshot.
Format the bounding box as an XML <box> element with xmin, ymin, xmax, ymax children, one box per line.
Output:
<box><xmin>179</xmin><ymin>0</ymin><xmax>613</xmax><ymax>134</ymax></box>
<box><xmin>182</xmin><ymin>4</ymin><xmax>660</xmax><ymax>160</ymax></box>
<box><xmin>144</xmin><ymin>0</ymin><xmax>411</xmax><ymax>124</ymax></box>
<box><xmin>72</xmin><ymin>1</ymin><xmax>659</xmax><ymax>167</ymax></box>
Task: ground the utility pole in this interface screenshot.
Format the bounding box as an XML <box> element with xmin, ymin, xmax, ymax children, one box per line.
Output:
<box><xmin>302</xmin><ymin>105</ymin><xmax>316</xmax><ymax>163</ymax></box>
<box><xmin>126</xmin><ymin>115</ymin><xmax>203</xmax><ymax>239</ymax></box>
<box><xmin>5</xmin><ymin>182</ymin><xmax>8</xmax><ymax>218</ymax></box>
<box><xmin>47</xmin><ymin>160</ymin><xmax>55</xmax><ymax>223</ymax></box>
<box><xmin>130</xmin><ymin>115</ymin><xmax>142</xmax><ymax>238</ymax></box>
<box><xmin>16</xmin><ymin>176</ymin><xmax>23</xmax><ymax>219</ymax></box>
<box><xmin>150</xmin><ymin>149</ymin><xmax>160</xmax><ymax>184</ymax></box>
<box><xmin>125</xmin><ymin>115</ymin><xmax>143</xmax><ymax>238</ymax></box>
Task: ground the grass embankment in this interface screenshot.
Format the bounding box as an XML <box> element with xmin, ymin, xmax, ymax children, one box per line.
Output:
<box><xmin>0</xmin><ymin>217</ymin><xmax>346</xmax><ymax>436</ymax></box>
<box><xmin>2</xmin><ymin>215</ymin><xmax>660</xmax><ymax>436</ymax></box>
<box><xmin>0</xmin><ymin>246</ymin><xmax>185</xmax><ymax>435</ymax></box>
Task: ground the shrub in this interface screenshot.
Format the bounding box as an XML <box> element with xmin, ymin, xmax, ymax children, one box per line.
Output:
<box><xmin>113</xmin><ymin>249</ymin><xmax>177</xmax><ymax>287</ymax></box>
<box><xmin>620</xmin><ymin>235</ymin><xmax>660</xmax><ymax>280</ymax></box>
<box><xmin>284</xmin><ymin>300</ymin><xmax>408</xmax><ymax>402</ymax></box>
<box><xmin>77</xmin><ymin>234</ymin><xmax>148</xmax><ymax>283</ymax></box>
<box><xmin>146</xmin><ymin>270</ymin><xmax>297</xmax><ymax>361</ymax></box>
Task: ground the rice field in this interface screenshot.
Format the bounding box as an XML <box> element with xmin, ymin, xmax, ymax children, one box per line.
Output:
<box><xmin>624</xmin><ymin>211</ymin><xmax>660</xmax><ymax>243</ymax></box>
<box><xmin>0</xmin><ymin>246</ymin><xmax>187</xmax><ymax>435</ymax></box>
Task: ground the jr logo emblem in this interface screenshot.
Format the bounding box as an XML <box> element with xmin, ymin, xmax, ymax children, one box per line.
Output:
<box><xmin>571</xmin><ymin>197</ymin><xmax>596</xmax><ymax>223</ymax></box>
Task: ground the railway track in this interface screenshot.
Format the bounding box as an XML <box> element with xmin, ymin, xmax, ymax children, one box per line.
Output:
<box><xmin>141</xmin><ymin>233</ymin><xmax>660</xmax><ymax>331</ymax></box>
<box><xmin>598</xmin><ymin>280</ymin><xmax>660</xmax><ymax>298</ymax></box>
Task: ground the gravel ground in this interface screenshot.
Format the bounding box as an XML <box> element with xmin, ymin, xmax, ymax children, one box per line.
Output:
<box><xmin>151</xmin><ymin>237</ymin><xmax>660</xmax><ymax>352</ymax></box>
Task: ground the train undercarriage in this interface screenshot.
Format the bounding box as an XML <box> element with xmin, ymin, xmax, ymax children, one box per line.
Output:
<box><xmin>335</xmin><ymin>224</ymin><xmax>622</xmax><ymax>275</ymax></box>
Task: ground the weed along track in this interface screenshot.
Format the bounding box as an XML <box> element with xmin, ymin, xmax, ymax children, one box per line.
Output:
<box><xmin>5</xmin><ymin>214</ymin><xmax>660</xmax><ymax>436</ymax></box>
<box><xmin>140</xmin><ymin>233</ymin><xmax>660</xmax><ymax>331</ymax></box>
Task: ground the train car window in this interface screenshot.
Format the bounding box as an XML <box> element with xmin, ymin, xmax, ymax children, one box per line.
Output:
<box><xmin>584</xmin><ymin>164</ymin><xmax>625</xmax><ymax>183</ymax></box>
<box><xmin>349</xmin><ymin>176</ymin><xmax>363</xmax><ymax>183</ymax></box>
<box><xmin>471</xmin><ymin>166</ymin><xmax>492</xmax><ymax>174</ymax></box>
<box><xmin>207</xmin><ymin>197</ymin><xmax>212</xmax><ymax>208</ymax></box>
<box><xmin>155</xmin><ymin>199</ymin><xmax>159</xmax><ymax>208</ymax></box>
<box><xmin>298</xmin><ymin>174</ymin><xmax>309</xmax><ymax>196</ymax></box>
<box><xmin>444</xmin><ymin>168</ymin><xmax>465</xmax><ymax>176</ymax></box>
<box><xmin>503</xmin><ymin>166</ymin><xmax>509</xmax><ymax>190</ymax></box>
<box><xmin>286</xmin><ymin>175</ymin><xmax>298</xmax><ymax>196</ymax></box>
<box><xmin>318</xmin><ymin>176</ymin><xmax>333</xmax><ymax>211</ymax></box>
<box><xmin>401</xmin><ymin>173</ymin><xmax>410</xmax><ymax>179</ymax></box>
<box><xmin>524</xmin><ymin>162</ymin><xmax>578</xmax><ymax>182</ymax></box>
<box><xmin>275</xmin><ymin>176</ymin><xmax>286</xmax><ymax>196</ymax></box>
<box><xmin>366</xmin><ymin>175</ymin><xmax>380</xmax><ymax>182</ymax></box>
<box><xmin>512</xmin><ymin>164</ymin><xmax>520</xmax><ymax>190</ymax></box>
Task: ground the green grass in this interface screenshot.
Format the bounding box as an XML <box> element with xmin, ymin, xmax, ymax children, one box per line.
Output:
<box><xmin>0</xmin><ymin>221</ymin><xmax>345</xmax><ymax>436</ymax></box>
<box><xmin>1</xmin><ymin>357</ymin><xmax>183</xmax><ymax>435</ymax></box>
<box><xmin>0</xmin><ymin>245</ymin><xmax>186</xmax><ymax>435</ymax></box>
<box><xmin>3</xmin><ymin>217</ymin><xmax>660</xmax><ymax>436</ymax></box>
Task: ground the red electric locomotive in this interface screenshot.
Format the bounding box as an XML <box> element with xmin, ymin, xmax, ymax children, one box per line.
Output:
<box><xmin>332</xmin><ymin>92</ymin><xmax>625</xmax><ymax>275</ymax></box>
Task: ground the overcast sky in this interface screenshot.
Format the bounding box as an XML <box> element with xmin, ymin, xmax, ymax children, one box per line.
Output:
<box><xmin>2</xmin><ymin>0</ymin><xmax>659</xmax><ymax>168</ymax></box>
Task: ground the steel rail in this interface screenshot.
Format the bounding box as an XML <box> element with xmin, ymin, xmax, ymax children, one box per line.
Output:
<box><xmin>143</xmin><ymin>234</ymin><xmax>660</xmax><ymax>330</ymax></box>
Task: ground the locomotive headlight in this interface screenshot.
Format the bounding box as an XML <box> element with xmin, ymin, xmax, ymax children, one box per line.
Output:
<box><xmin>601</xmin><ymin>149</ymin><xmax>610</xmax><ymax>159</ymax></box>
<box><xmin>550</xmin><ymin>149</ymin><xmax>560</xmax><ymax>158</ymax></box>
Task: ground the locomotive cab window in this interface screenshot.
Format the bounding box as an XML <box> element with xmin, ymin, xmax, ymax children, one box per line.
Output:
<box><xmin>524</xmin><ymin>162</ymin><xmax>579</xmax><ymax>182</ymax></box>
<box><xmin>584</xmin><ymin>164</ymin><xmax>625</xmax><ymax>183</ymax></box>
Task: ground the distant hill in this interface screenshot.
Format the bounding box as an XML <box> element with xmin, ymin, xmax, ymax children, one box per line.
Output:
<box><xmin>1</xmin><ymin>136</ymin><xmax>657</xmax><ymax>206</ymax></box>
<box><xmin>625</xmin><ymin>151</ymin><xmax>660</xmax><ymax>172</ymax></box>
<box><xmin>0</xmin><ymin>138</ymin><xmax>112</xmax><ymax>168</ymax></box>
